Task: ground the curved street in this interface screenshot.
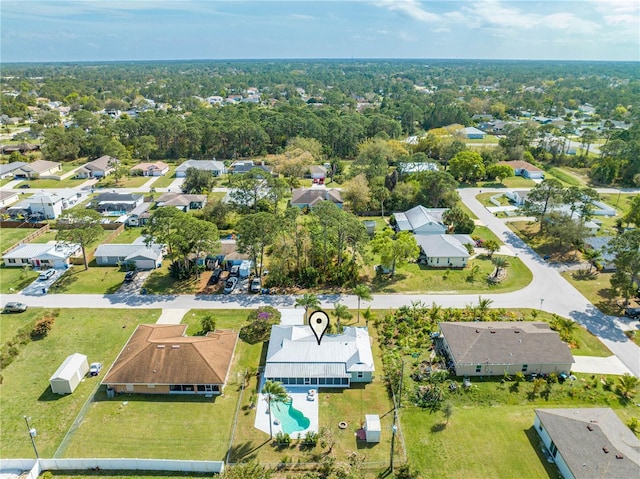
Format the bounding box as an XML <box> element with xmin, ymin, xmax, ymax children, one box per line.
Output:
<box><xmin>2</xmin><ymin>187</ymin><xmax>639</xmax><ymax>376</ymax></box>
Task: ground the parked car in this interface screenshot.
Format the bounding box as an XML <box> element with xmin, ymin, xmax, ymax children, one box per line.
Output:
<box><xmin>124</xmin><ymin>270</ymin><xmax>138</xmax><ymax>282</ymax></box>
<box><xmin>209</xmin><ymin>268</ymin><xmax>222</xmax><ymax>284</ymax></box>
<box><xmin>89</xmin><ymin>362</ymin><xmax>103</xmax><ymax>376</ymax></box>
<box><xmin>624</xmin><ymin>307</ymin><xmax>640</xmax><ymax>319</ymax></box>
<box><xmin>229</xmin><ymin>265</ymin><xmax>240</xmax><ymax>277</ymax></box>
<box><xmin>19</xmin><ymin>184</ymin><xmax>31</xmax><ymax>189</ymax></box>
<box><xmin>223</xmin><ymin>276</ymin><xmax>238</xmax><ymax>294</ymax></box>
<box><xmin>250</xmin><ymin>277</ymin><xmax>261</xmax><ymax>293</ymax></box>
<box><xmin>38</xmin><ymin>269</ymin><xmax>55</xmax><ymax>280</ymax></box>
<box><xmin>3</xmin><ymin>302</ymin><xmax>28</xmax><ymax>313</ymax></box>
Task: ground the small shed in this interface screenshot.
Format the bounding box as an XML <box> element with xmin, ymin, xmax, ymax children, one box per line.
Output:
<box><xmin>239</xmin><ymin>260</ymin><xmax>252</xmax><ymax>279</ymax></box>
<box><xmin>365</xmin><ymin>414</ymin><xmax>381</xmax><ymax>443</ymax></box>
<box><xmin>363</xmin><ymin>220</ymin><xmax>376</xmax><ymax>236</ymax></box>
<box><xmin>49</xmin><ymin>353</ymin><xmax>89</xmax><ymax>394</ymax></box>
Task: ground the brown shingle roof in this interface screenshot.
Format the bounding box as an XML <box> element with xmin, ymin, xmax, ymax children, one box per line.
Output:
<box><xmin>102</xmin><ymin>324</ymin><xmax>238</xmax><ymax>386</ymax></box>
<box><xmin>498</xmin><ymin>160</ymin><xmax>543</xmax><ymax>172</ymax></box>
<box><xmin>439</xmin><ymin>321</ymin><xmax>574</xmax><ymax>367</ymax></box>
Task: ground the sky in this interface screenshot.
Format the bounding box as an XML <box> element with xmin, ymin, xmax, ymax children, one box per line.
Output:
<box><xmin>1</xmin><ymin>0</ymin><xmax>639</xmax><ymax>63</ymax></box>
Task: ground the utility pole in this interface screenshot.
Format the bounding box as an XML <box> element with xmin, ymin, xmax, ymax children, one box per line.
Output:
<box><xmin>23</xmin><ymin>416</ymin><xmax>39</xmax><ymax>458</ymax></box>
<box><xmin>390</xmin><ymin>360</ymin><xmax>404</xmax><ymax>473</ymax></box>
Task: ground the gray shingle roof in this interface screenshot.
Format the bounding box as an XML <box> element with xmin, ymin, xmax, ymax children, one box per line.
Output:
<box><xmin>175</xmin><ymin>159</ymin><xmax>225</xmax><ymax>173</ymax></box>
<box><xmin>290</xmin><ymin>187</ymin><xmax>342</xmax><ymax>206</ymax></box>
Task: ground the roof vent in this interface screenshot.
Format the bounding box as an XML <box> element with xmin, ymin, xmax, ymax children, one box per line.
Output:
<box><xmin>157</xmin><ymin>345</ymin><xmax>165</xmax><ymax>349</ymax></box>
<box><xmin>587</xmin><ymin>425</ymin><xmax>594</xmax><ymax>431</ymax></box>
<box><xmin>616</xmin><ymin>454</ymin><xmax>623</xmax><ymax>459</ymax></box>
<box><xmin>171</xmin><ymin>345</ymin><xmax>180</xmax><ymax>349</ymax></box>
<box><xmin>475</xmin><ymin>329</ymin><xmax>479</xmax><ymax>333</ymax></box>
<box><xmin>603</xmin><ymin>447</ymin><xmax>609</xmax><ymax>453</ymax></box>
<box><xmin>490</xmin><ymin>331</ymin><xmax>496</xmax><ymax>334</ymax></box>
<box><xmin>514</xmin><ymin>330</ymin><xmax>520</xmax><ymax>333</ymax></box>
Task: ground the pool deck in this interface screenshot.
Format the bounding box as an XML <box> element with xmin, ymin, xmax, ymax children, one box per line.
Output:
<box><xmin>254</xmin><ymin>385</ymin><xmax>319</xmax><ymax>437</ymax></box>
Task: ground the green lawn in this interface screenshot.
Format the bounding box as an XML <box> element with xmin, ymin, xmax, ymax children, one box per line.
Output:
<box><xmin>0</xmin><ymin>227</ymin><xmax>37</xmax><ymax>252</ymax></box>
<box><xmin>476</xmin><ymin>192</ymin><xmax>510</xmax><ymax>207</ymax></box>
<box><xmin>108</xmin><ymin>227</ymin><xmax>144</xmax><ymax>244</ymax></box>
<box><xmin>30</xmin><ymin>231</ymin><xmax>58</xmax><ymax>244</ymax></box>
<box><xmin>142</xmin><ymin>263</ymin><xmax>205</xmax><ymax>295</ymax></box>
<box><xmin>561</xmin><ymin>271</ymin><xmax>632</xmax><ymax>316</ymax></box>
<box><xmin>0</xmin><ymin>264</ymin><xmax>39</xmax><ymax>293</ymax></box>
<box><xmin>369</xmin><ymin>255</ymin><xmax>532</xmax><ymax>294</ymax></box>
<box><xmin>544</xmin><ymin>167</ymin><xmax>584</xmax><ymax>186</ymax></box>
<box><xmin>149</xmin><ymin>167</ymin><xmax>177</xmax><ymax>189</ymax></box>
<box><xmin>0</xmin><ymin>308</ymin><xmax>161</xmax><ymax>458</ymax></box>
<box><xmin>15</xmin><ymin>177</ymin><xmax>87</xmax><ymax>189</ymax></box>
<box><xmin>49</xmin><ymin>261</ymin><xmax>126</xmax><ymax>294</ymax></box>
<box><xmin>95</xmin><ymin>175</ymin><xmax>150</xmax><ymax>189</ymax></box>
<box><xmin>63</xmin><ymin>310</ymin><xmax>251</xmax><ymax>460</ymax></box>
<box><xmin>47</xmin><ymin>474</ymin><xmax>211</xmax><ymax>479</ymax></box>
<box><xmin>475</xmin><ymin>176</ymin><xmax>535</xmax><ymax>189</ymax></box>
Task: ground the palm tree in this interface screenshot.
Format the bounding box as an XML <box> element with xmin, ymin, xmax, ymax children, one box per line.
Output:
<box><xmin>616</xmin><ymin>373</ymin><xmax>638</xmax><ymax>400</ymax></box>
<box><xmin>476</xmin><ymin>296</ymin><xmax>493</xmax><ymax>320</ymax></box>
<box><xmin>491</xmin><ymin>256</ymin><xmax>509</xmax><ymax>279</ymax></box>
<box><xmin>483</xmin><ymin>240</ymin><xmax>500</xmax><ymax>258</ymax></box>
<box><xmin>295</xmin><ymin>293</ymin><xmax>320</xmax><ymax>324</ymax></box>
<box><xmin>353</xmin><ymin>284</ymin><xmax>372</xmax><ymax>323</ymax></box>
<box><xmin>362</xmin><ymin>307</ymin><xmax>376</xmax><ymax>328</ymax></box>
<box><xmin>261</xmin><ymin>380</ymin><xmax>288</xmax><ymax>439</ymax></box>
<box><xmin>332</xmin><ymin>302</ymin><xmax>352</xmax><ymax>333</ymax></box>
<box><xmin>582</xmin><ymin>248</ymin><xmax>602</xmax><ymax>273</ymax></box>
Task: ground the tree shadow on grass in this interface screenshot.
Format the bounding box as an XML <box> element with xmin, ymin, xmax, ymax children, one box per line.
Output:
<box><xmin>226</xmin><ymin>439</ymin><xmax>269</xmax><ymax>463</ymax></box>
<box><xmin>523</xmin><ymin>426</ymin><xmax>560</xmax><ymax>478</ymax></box>
<box><xmin>430</xmin><ymin>422</ymin><xmax>447</xmax><ymax>433</ymax></box>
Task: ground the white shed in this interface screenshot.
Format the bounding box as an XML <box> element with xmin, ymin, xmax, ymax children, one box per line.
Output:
<box><xmin>365</xmin><ymin>414</ymin><xmax>381</xmax><ymax>443</ymax></box>
<box><xmin>239</xmin><ymin>260</ymin><xmax>252</xmax><ymax>279</ymax></box>
<box><xmin>49</xmin><ymin>353</ymin><xmax>89</xmax><ymax>394</ymax></box>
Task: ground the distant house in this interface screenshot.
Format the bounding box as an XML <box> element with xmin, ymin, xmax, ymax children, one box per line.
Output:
<box><xmin>505</xmin><ymin>190</ymin><xmax>530</xmax><ymax>207</ymax></box>
<box><xmin>306</xmin><ymin>165</ymin><xmax>327</xmax><ymax>180</ymax></box>
<box><xmin>102</xmin><ymin>324</ymin><xmax>238</xmax><ymax>395</ymax></box>
<box><xmin>229</xmin><ymin>160</ymin><xmax>273</xmax><ymax>176</ymax></box>
<box><xmin>438</xmin><ymin>321</ymin><xmax>574</xmax><ymax>377</ymax></box>
<box><xmin>498</xmin><ymin>160</ymin><xmax>544</xmax><ymax>180</ymax></box>
<box><xmin>6</xmin><ymin>190</ymin><xmax>84</xmax><ymax>220</ymax></box>
<box><xmin>94</xmin><ymin>242</ymin><xmax>163</xmax><ymax>270</ymax></box>
<box><xmin>534</xmin><ymin>408</ymin><xmax>640</xmax><ymax>479</ymax></box>
<box><xmin>91</xmin><ymin>192</ymin><xmax>143</xmax><ymax>214</ymax></box>
<box><xmin>290</xmin><ymin>187</ymin><xmax>343</xmax><ymax>209</ymax></box>
<box><xmin>0</xmin><ymin>190</ymin><xmax>19</xmax><ymax>207</ymax></box>
<box><xmin>583</xmin><ymin>236</ymin><xmax>616</xmax><ymax>271</ymax></box>
<box><xmin>459</xmin><ymin>126</ymin><xmax>487</xmax><ymax>139</ymax></box>
<box><xmin>3</xmin><ymin>242</ymin><xmax>81</xmax><ymax>269</ymax></box>
<box><xmin>156</xmin><ymin>192</ymin><xmax>207</xmax><ymax>211</ymax></box>
<box><xmin>175</xmin><ymin>159</ymin><xmax>226</xmax><ymax>177</ymax></box>
<box><xmin>125</xmin><ymin>202</ymin><xmax>152</xmax><ymax>227</ymax></box>
<box><xmin>0</xmin><ymin>144</ymin><xmax>40</xmax><ymax>155</ymax></box>
<box><xmin>76</xmin><ymin>155</ymin><xmax>118</xmax><ymax>179</ymax></box>
<box><xmin>393</xmin><ymin>205</ymin><xmax>447</xmax><ymax>235</ymax></box>
<box><xmin>396</xmin><ymin>162</ymin><xmax>439</xmax><ymax>175</ymax></box>
<box><xmin>416</xmin><ymin>234</ymin><xmax>474</xmax><ymax>268</ymax></box>
<box><xmin>13</xmin><ymin>160</ymin><xmax>61</xmax><ymax>180</ymax></box>
<box><xmin>0</xmin><ymin>161</ymin><xmax>27</xmax><ymax>179</ymax></box>
<box><xmin>131</xmin><ymin>161</ymin><xmax>169</xmax><ymax>177</ymax></box>
<box><xmin>264</xmin><ymin>325</ymin><xmax>375</xmax><ymax>388</ymax></box>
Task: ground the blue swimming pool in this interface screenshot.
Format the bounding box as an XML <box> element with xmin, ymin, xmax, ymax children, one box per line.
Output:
<box><xmin>272</xmin><ymin>398</ymin><xmax>310</xmax><ymax>434</ymax></box>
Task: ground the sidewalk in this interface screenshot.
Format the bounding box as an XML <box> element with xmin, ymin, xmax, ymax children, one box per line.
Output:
<box><xmin>571</xmin><ymin>355</ymin><xmax>634</xmax><ymax>375</ymax></box>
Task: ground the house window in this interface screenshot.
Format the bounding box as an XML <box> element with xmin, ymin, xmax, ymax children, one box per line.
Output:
<box><xmin>319</xmin><ymin>378</ymin><xmax>326</xmax><ymax>385</ymax></box>
<box><xmin>341</xmin><ymin>378</ymin><xmax>349</xmax><ymax>385</ymax></box>
<box><xmin>549</xmin><ymin>441</ymin><xmax>558</xmax><ymax>457</ymax></box>
<box><xmin>522</xmin><ymin>364</ymin><xmax>528</xmax><ymax>372</ymax></box>
<box><xmin>357</xmin><ymin>372</ymin><xmax>364</xmax><ymax>379</ymax></box>
<box><xmin>7</xmin><ymin>258</ymin><xmax>16</xmax><ymax>263</ymax></box>
<box><xmin>296</xmin><ymin>378</ymin><xmax>304</xmax><ymax>385</ymax></box>
<box><xmin>311</xmin><ymin>378</ymin><xmax>318</xmax><ymax>385</ymax></box>
<box><xmin>304</xmin><ymin>378</ymin><xmax>310</xmax><ymax>385</ymax></box>
<box><xmin>476</xmin><ymin>365</ymin><xmax>482</xmax><ymax>373</ymax></box>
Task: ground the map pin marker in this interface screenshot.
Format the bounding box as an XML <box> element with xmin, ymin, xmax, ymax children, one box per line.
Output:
<box><xmin>309</xmin><ymin>310</ymin><xmax>330</xmax><ymax>345</ymax></box>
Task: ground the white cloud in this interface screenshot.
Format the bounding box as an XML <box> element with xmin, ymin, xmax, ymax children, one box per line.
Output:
<box><xmin>374</xmin><ymin>0</ymin><xmax>440</xmax><ymax>23</ymax></box>
<box><xmin>544</xmin><ymin>12</ymin><xmax>601</xmax><ymax>34</ymax></box>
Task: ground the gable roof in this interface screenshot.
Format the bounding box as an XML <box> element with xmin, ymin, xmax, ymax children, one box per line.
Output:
<box><xmin>94</xmin><ymin>243</ymin><xmax>163</xmax><ymax>261</ymax></box>
<box><xmin>498</xmin><ymin>160</ymin><xmax>542</xmax><ymax>172</ymax></box>
<box><xmin>415</xmin><ymin>234</ymin><xmax>473</xmax><ymax>258</ymax></box>
<box><xmin>50</xmin><ymin>353</ymin><xmax>87</xmax><ymax>381</ymax></box>
<box><xmin>439</xmin><ymin>321</ymin><xmax>574</xmax><ymax>367</ymax></box>
<box><xmin>3</xmin><ymin>242</ymin><xmax>80</xmax><ymax>260</ymax></box>
<box><xmin>535</xmin><ymin>408</ymin><xmax>640</xmax><ymax>479</ymax></box>
<box><xmin>83</xmin><ymin>155</ymin><xmax>117</xmax><ymax>172</ymax></box>
<box><xmin>583</xmin><ymin>236</ymin><xmax>615</xmax><ymax>265</ymax></box>
<box><xmin>156</xmin><ymin>192</ymin><xmax>207</xmax><ymax>207</ymax></box>
<box><xmin>290</xmin><ymin>187</ymin><xmax>343</xmax><ymax>205</ymax></box>
<box><xmin>17</xmin><ymin>159</ymin><xmax>60</xmax><ymax>174</ymax></box>
<box><xmin>0</xmin><ymin>161</ymin><xmax>27</xmax><ymax>176</ymax></box>
<box><xmin>131</xmin><ymin>161</ymin><xmax>169</xmax><ymax>172</ymax></box>
<box><xmin>175</xmin><ymin>159</ymin><xmax>225</xmax><ymax>173</ymax></box>
<box><xmin>395</xmin><ymin>205</ymin><xmax>447</xmax><ymax>232</ymax></box>
<box><xmin>265</xmin><ymin>325</ymin><xmax>374</xmax><ymax>378</ymax></box>
<box><xmin>103</xmin><ymin>324</ymin><xmax>238</xmax><ymax>386</ymax></box>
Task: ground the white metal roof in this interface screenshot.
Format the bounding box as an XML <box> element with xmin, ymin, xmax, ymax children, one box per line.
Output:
<box><xmin>50</xmin><ymin>353</ymin><xmax>87</xmax><ymax>381</ymax></box>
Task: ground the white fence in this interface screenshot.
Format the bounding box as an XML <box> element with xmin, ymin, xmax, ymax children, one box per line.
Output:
<box><xmin>1</xmin><ymin>458</ymin><xmax>224</xmax><ymax>475</ymax></box>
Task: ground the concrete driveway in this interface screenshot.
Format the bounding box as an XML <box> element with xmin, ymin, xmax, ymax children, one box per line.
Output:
<box><xmin>21</xmin><ymin>269</ymin><xmax>65</xmax><ymax>296</ymax></box>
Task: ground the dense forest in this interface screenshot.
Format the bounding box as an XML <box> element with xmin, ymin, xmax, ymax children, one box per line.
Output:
<box><xmin>1</xmin><ymin>59</ymin><xmax>639</xmax><ymax>185</ymax></box>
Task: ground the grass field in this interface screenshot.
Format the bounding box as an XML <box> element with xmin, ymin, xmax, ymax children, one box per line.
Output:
<box><xmin>0</xmin><ymin>308</ymin><xmax>161</xmax><ymax>458</ymax></box>
<box><xmin>544</xmin><ymin>167</ymin><xmax>584</xmax><ymax>186</ymax></box>
<box><xmin>0</xmin><ymin>264</ymin><xmax>39</xmax><ymax>293</ymax></box>
<box><xmin>0</xmin><ymin>227</ymin><xmax>37</xmax><ymax>252</ymax></box>
<box><xmin>49</xmin><ymin>261</ymin><xmax>126</xmax><ymax>294</ymax></box>
<box><xmin>15</xmin><ymin>177</ymin><xmax>87</xmax><ymax>189</ymax></box>
<box><xmin>108</xmin><ymin>227</ymin><xmax>144</xmax><ymax>244</ymax></box>
<box><xmin>148</xmin><ymin>167</ymin><xmax>177</xmax><ymax>189</ymax></box>
<box><xmin>95</xmin><ymin>175</ymin><xmax>150</xmax><ymax>189</ymax></box>
<box><xmin>476</xmin><ymin>192</ymin><xmax>511</xmax><ymax>207</ymax></box>
<box><xmin>561</xmin><ymin>271</ymin><xmax>633</xmax><ymax>316</ymax></box>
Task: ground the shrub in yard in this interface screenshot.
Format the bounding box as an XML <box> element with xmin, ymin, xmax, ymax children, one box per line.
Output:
<box><xmin>240</xmin><ymin>306</ymin><xmax>281</xmax><ymax>343</ymax></box>
<box><xmin>275</xmin><ymin>431</ymin><xmax>291</xmax><ymax>447</ymax></box>
<box><xmin>31</xmin><ymin>316</ymin><xmax>55</xmax><ymax>339</ymax></box>
<box><xmin>199</xmin><ymin>314</ymin><xmax>216</xmax><ymax>335</ymax></box>
<box><xmin>301</xmin><ymin>430</ymin><xmax>318</xmax><ymax>448</ymax></box>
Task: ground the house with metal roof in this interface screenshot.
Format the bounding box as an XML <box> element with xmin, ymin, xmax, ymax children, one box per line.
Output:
<box><xmin>103</xmin><ymin>324</ymin><xmax>238</xmax><ymax>395</ymax></box>
<box><xmin>583</xmin><ymin>236</ymin><xmax>616</xmax><ymax>271</ymax></box>
<box><xmin>3</xmin><ymin>242</ymin><xmax>81</xmax><ymax>269</ymax></box>
<box><xmin>394</xmin><ymin>205</ymin><xmax>447</xmax><ymax>235</ymax></box>
<box><xmin>264</xmin><ymin>325</ymin><xmax>374</xmax><ymax>388</ymax></box>
<box><xmin>459</xmin><ymin>126</ymin><xmax>487</xmax><ymax>139</ymax></box>
<box><xmin>438</xmin><ymin>321</ymin><xmax>574</xmax><ymax>377</ymax></box>
<box><xmin>94</xmin><ymin>242</ymin><xmax>163</xmax><ymax>270</ymax></box>
<box><xmin>396</xmin><ymin>162</ymin><xmax>439</xmax><ymax>175</ymax></box>
<box><xmin>534</xmin><ymin>408</ymin><xmax>640</xmax><ymax>479</ymax></box>
<box><xmin>415</xmin><ymin>234</ymin><xmax>474</xmax><ymax>268</ymax></box>
<box><xmin>6</xmin><ymin>189</ymin><xmax>84</xmax><ymax>220</ymax></box>
<box><xmin>290</xmin><ymin>187</ymin><xmax>343</xmax><ymax>209</ymax></box>
<box><xmin>175</xmin><ymin>159</ymin><xmax>226</xmax><ymax>177</ymax></box>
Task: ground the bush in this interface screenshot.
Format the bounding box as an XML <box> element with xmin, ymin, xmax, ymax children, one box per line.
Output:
<box><xmin>199</xmin><ymin>314</ymin><xmax>216</xmax><ymax>335</ymax></box>
<box><xmin>275</xmin><ymin>431</ymin><xmax>291</xmax><ymax>446</ymax></box>
<box><xmin>31</xmin><ymin>316</ymin><xmax>55</xmax><ymax>339</ymax></box>
<box><xmin>240</xmin><ymin>306</ymin><xmax>282</xmax><ymax>344</ymax></box>
<box><xmin>301</xmin><ymin>430</ymin><xmax>318</xmax><ymax>448</ymax></box>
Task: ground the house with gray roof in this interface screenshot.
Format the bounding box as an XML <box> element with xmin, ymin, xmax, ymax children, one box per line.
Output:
<box><xmin>438</xmin><ymin>321</ymin><xmax>574</xmax><ymax>377</ymax></box>
<box><xmin>264</xmin><ymin>325</ymin><xmax>374</xmax><ymax>388</ymax></box>
<box><xmin>0</xmin><ymin>161</ymin><xmax>27</xmax><ymax>179</ymax></box>
<box><xmin>584</xmin><ymin>236</ymin><xmax>616</xmax><ymax>271</ymax></box>
<box><xmin>76</xmin><ymin>155</ymin><xmax>118</xmax><ymax>179</ymax></box>
<box><xmin>90</xmin><ymin>192</ymin><xmax>143</xmax><ymax>214</ymax></box>
<box><xmin>415</xmin><ymin>234</ymin><xmax>474</xmax><ymax>268</ymax></box>
<box><xmin>3</xmin><ymin>242</ymin><xmax>81</xmax><ymax>269</ymax></box>
<box><xmin>394</xmin><ymin>206</ymin><xmax>447</xmax><ymax>235</ymax></box>
<box><xmin>156</xmin><ymin>192</ymin><xmax>207</xmax><ymax>211</ymax></box>
<box><xmin>290</xmin><ymin>187</ymin><xmax>343</xmax><ymax>209</ymax></box>
<box><xmin>534</xmin><ymin>408</ymin><xmax>640</xmax><ymax>479</ymax></box>
<box><xmin>229</xmin><ymin>160</ymin><xmax>273</xmax><ymax>176</ymax></box>
<box><xmin>94</xmin><ymin>242</ymin><xmax>163</xmax><ymax>270</ymax></box>
<box><xmin>13</xmin><ymin>160</ymin><xmax>62</xmax><ymax>180</ymax></box>
<box><xmin>6</xmin><ymin>189</ymin><xmax>84</xmax><ymax>220</ymax></box>
<box><xmin>396</xmin><ymin>162</ymin><xmax>439</xmax><ymax>175</ymax></box>
<box><xmin>175</xmin><ymin>159</ymin><xmax>226</xmax><ymax>177</ymax></box>
<box><xmin>459</xmin><ymin>126</ymin><xmax>487</xmax><ymax>139</ymax></box>
<box><xmin>0</xmin><ymin>190</ymin><xmax>19</xmax><ymax>207</ymax></box>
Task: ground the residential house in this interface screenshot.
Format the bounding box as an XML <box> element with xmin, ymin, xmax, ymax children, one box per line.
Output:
<box><xmin>13</xmin><ymin>160</ymin><xmax>61</xmax><ymax>180</ymax></box>
<box><xmin>125</xmin><ymin>201</ymin><xmax>152</xmax><ymax>227</ymax></box>
<box><xmin>393</xmin><ymin>206</ymin><xmax>447</xmax><ymax>235</ymax></box>
<box><xmin>290</xmin><ymin>187</ymin><xmax>343</xmax><ymax>209</ymax></box>
<box><xmin>396</xmin><ymin>162</ymin><xmax>439</xmax><ymax>175</ymax></box>
<box><xmin>306</xmin><ymin>165</ymin><xmax>327</xmax><ymax>181</ymax></box>
<box><xmin>534</xmin><ymin>408</ymin><xmax>640</xmax><ymax>479</ymax></box>
<box><xmin>583</xmin><ymin>236</ymin><xmax>616</xmax><ymax>271</ymax></box>
<box><xmin>90</xmin><ymin>192</ymin><xmax>143</xmax><ymax>214</ymax></box>
<box><xmin>102</xmin><ymin>324</ymin><xmax>238</xmax><ymax>395</ymax></box>
<box><xmin>175</xmin><ymin>159</ymin><xmax>226</xmax><ymax>177</ymax></box>
<box><xmin>498</xmin><ymin>160</ymin><xmax>544</xmax><ymax>180</ymax></box>
<box><xmin>131</xmin><ymin>161</ymin><xmax>169</xmax><ymax>177</ymax></box>
<box><xmin>264</xmin><ymin>325</ymin><xmax>375</xmax><ymax>388</ymax></box>
<box><xmin>438</xmin><ymin>321</ymin><xmax>574</xmax><ymax>377</ymax></box>
<box><xmin>459</xmin><ymin>126</ymin><xmax>487</xmax><ymax>139</ymax></box>
<box><xmin>229</xmin><ymin>160</ymin><xmax>273</xmax><ymax>176</ymax></box>
<box><xmin>156</xmin><ymin>192</ymin><xmax>207</xmax><ymax>211</ymax></box>
<box><xmin>94</xmin><ymin>242</ymin><xmax>163</xmax><ymax>270</ymax></box>
<box><xmin>0</xmin><ymin>144</ymin><xmax>40</xmax><ymax>155</ymax></box>
<box><xmin>505</xmin><ymin>190</ymin><xmax>530</xmax><ymax>207</ymax></box>
<box><xmin>0</xmin><ymin>190</ymin><xmax>19</xmax><ymax>207</ymax></box>
<box><xmin>6</xmin><ymin>189</ymin><xmax>84</xmax><ymax>220</ymax></box>
<box><xmin>3</xmin><ymin>242</ymin><xmax>81</xmax><ymax>269</ymax></box>
<box><xmin>416</xmin><ymin>234</ymin><xmax>474</xmax><ymax>268</ymax></box>
<box><xmin>0</xmin><ymin>161</ymin><xmax>27</xmax><ymax>179</ymax></box>
<box><xmin>76</xmin><ymin>155</ymin><xmax>118</xmax><ymax>179</ymax></box>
